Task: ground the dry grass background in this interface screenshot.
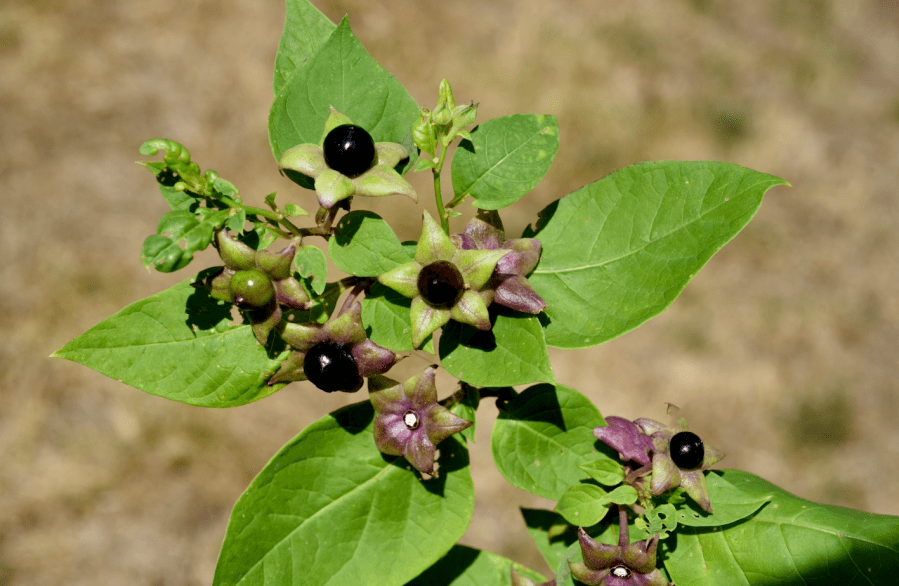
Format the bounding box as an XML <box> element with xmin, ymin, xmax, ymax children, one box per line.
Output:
<box><xmin>1</xmin><ymin>0</ymin><xmax>898</xmax><ymax>583</ymax></box>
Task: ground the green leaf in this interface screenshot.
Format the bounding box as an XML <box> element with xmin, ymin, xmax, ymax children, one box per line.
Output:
<box><xmin>578</xmin><ymin>459</ymin><xmax>625</xmax><ymax>486</ymax></box>
<box><xmin>273</xmin><ymin>0</ymin><xmax>336</xmax><ymax>96</ymax></box>
<box><xmin>555</xmin><ymin>484</ymin><xmax>610</xmax><ymax>526</ymax></box>
<box><xmin>635</xmin><ymin>503</ymin><xmax>678</xmax><ymax>540</ymax></box>
<box><xmin>526</xmin><ymin>162</ymin><xmax>788</xmax><ymax>348</ymax></box>
<box><xmin>361</xmin><ymin>282</ymin><xmax>416</xmax><ymax>352</ymax></box>
<box><xmin>450</xmin><ymin>386</ymin><xmax>479</xmax><ymax>444</ymax></box>
<box><xmin>664</xmin><ymin>470</ymin><xmax>899</xmax><ymax>586</ymax></box>
<box><xmin>555</xmin><ymin>485</ymin><xmax>638</xmax><ymax>526</ymax></box>
<box><xmin>269</xmin><ymin>18</ymin><xmax>420</xmax><ymax>168</ymax></box>
<box><xmin>141</xmin><ymin>208</ymin><xmax>228</xmax><ymax>273</ymax></box>
<box><xmin>490</xmin><ymin>384</ymin><xmax>607</xmax><ymax>500</ymax></box>
<box><xmin>521</xmin><ymin>508</ymin><xmax>578</xmax><ymax>571</ymax></box>
<box><xmin>438</xmin><ymin>308</ymin><xmax>555</xmax><ymax>387</ymax></box>
<box><xmin>52</xmin><ymin>279</ymin><xmax>287</xmax><ymax>407</ymax></box>
<box><xmin>451</xmin><ymin>114</ymin><xmax>559</xmax><ymax>210</ymax></box>
<box><xmin>675</xmin><ymin>470</ymin><xmax>770</xmax><ymax>528</ymax></box>
<box><xmin>283</xmin><ymin>202</ymin><xmax>309</xmax><ymax>217</ymax></box>
<box><xmin>328</xmin><ymin>211</ymin><xmax>413</xmax><ymax>277</ymax></box>
<box><xmin>406</xmin><ymin>545</ymin><xmax>547</xmax><ymax>586</ymax></box>
<box><xmin>293</xmin><ymin>244</ymin><xmax>328</xmax><ymax>295</ymax></box>
<box><xmin>213</xmin><ymin>401</ymin><xmax>474</xmax><ymax>586</ymax></box>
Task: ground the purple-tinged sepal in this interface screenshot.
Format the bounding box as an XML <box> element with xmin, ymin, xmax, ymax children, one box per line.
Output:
<box><xmin>453</xmin><ymin>210</ymin><xmax>547</xmax><ymax>314</ymax></box>
<box><xmin>378</xmin><ymin>211</ymin><xmax>510</xmax><ymax>348</ymax></box>
<box><xmin>569</xmin><ymin>528</ymin><xmax>670</xmax><ymax>586</ymax></box>
<box><xmin>593</xmin><ymin>416</ymin><xmax>655</xmax><ymax>468</ymax></box>
<box><xmin>268</xmin><ymin>301</ymin><xmax>396</xmax><ymax>392</ymax></box>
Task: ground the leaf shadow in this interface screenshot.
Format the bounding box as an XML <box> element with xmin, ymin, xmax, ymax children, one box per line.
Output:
<box><xmin>501</xmin><ymin>383</ymin><xmax>567</xmax><ymax>431</ymax></box>
<box><xmin>406</xmin><ymin>545</ymin><xmax>480</xmax><ymax>585</ymax></box>
<box><xmin>185</xmin><ymin>277</ymin><xmax>232</xmax><ymax>331</ymax></box>
<box><xmin>522</xmin><ymin>198</ymin><xmax>559</xmax><ymax>238</ymax></box>
<box><xmin>329</xmin><ymin>399</ymin><xmax>376</xmax><ymax>435</ymax></box>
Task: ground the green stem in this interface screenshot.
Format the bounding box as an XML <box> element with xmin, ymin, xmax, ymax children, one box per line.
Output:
<box><xmin>217</xmin><ymin>194</ymin><xmax>327</xmax><ymax>239</ymax></box>
<box><xmin>432</xmin><ymin>142</ymin><xmax>450</xmax><ymax>234</ymax></box>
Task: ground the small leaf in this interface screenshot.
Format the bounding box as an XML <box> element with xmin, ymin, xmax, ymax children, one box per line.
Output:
<box><xmin>293</xmin><ymin>244</ymin><xmax>328</xmax><ymax>295</ymax></box>
<box><xmin>490</xmin><ymin>384</ymin><xmax>608</xmax><ymax>500</ymax></box>
<box><xmin>407</xmin><ymin>545</ymin><xmax>547</xmax><ymax>586</ymax></box>
<box><xmin>555</xmin><ymin>484</ymin><xmax>611</xmax><ymax>526</ymax></box>
<box><xmin>284</xmin><ymin>202</ymin><xmax>309</xmax><ymax>217</ymax></box>
<box><xmin>439</xmin><ymin>307</ymin><xmax>555</xmax><ymax>387</ymax></box>
<box><xmin>451</xmin><ymin>114</ymin><xmax>559</xmax><ymax>210</ymax></box>
<box><xmin>52</xmin><ymin>279</ymin><xmax>287</xmax><ymax>407</ymax></box>
<box><xmin>664</xmin><ymin>470</ymin><xmax>899</xmax><ymax>586</ymax></box>
<box><xmin>527</xmin><ymin>162</ymin><xmax>788</xmax><ymax>349</ymax></box>
<box><xmin>212</xmin><ymin>402</ymin><xmax>474</xmax><ymax>586</ymax></box>
<box><xmin>578</xmin><ymin>459</ymin><xmax>625</xmax><ymax>486</ymax></box>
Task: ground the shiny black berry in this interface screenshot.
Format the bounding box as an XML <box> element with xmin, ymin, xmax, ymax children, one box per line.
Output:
<box><xmin>417</xmin><ymin>260</ymin><xmax>465</xmax><ymax>309</ymax></box>
<box><xmin>670</xmin><ymin>431</ymin><xmax>704</xmax><ymax>470</ymax></box>
<box><xmin>323</xmin><ymin>124</ymin><xmax>376</xmax><ymax>178</ymax></box>
<box><xmin>303</xmin><ymin>342</ymin><xmax>361</xmax><ymax>393</ymax></box>
<box><xmin>229</xmin><ymin>269</ymin><xmax>275</xmax><ymax>309</ymax></box>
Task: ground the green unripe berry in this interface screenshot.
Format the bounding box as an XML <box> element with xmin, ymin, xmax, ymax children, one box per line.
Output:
<box><xmin>229</xmin><ymin>269</ymin><xmax>275</xmax><ymax>309</ymax></box>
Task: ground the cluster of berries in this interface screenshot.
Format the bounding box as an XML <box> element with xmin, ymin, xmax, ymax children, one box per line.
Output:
<box><xmin>196</xmin><ymin>110</ymin><xmax>546</xmax><ymax>475</ymax></box>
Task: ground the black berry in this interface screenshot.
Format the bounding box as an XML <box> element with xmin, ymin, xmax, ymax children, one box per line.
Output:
<box><xmin>303</xmin><ymin>342</ymin><xmax>361</xmax><ymax>392</ymax></box>
<box><xmin>417</xmin><ymin>260</ymin><xmax>465</xmax><ymax>309</ymax></box>
<box><xmin>323</xmin><ymin>124</ymin><xmax>376</xmax><ymax>178</ymax></box>
<box><xmin>229</xmin><ymin>269</ymin><xmax>275</xmax><ymax>309</ymax></box>
<box><xmin>670</xmin><ymin>431</ymin><xmax>704</xmax><ymax>470</ymax></box>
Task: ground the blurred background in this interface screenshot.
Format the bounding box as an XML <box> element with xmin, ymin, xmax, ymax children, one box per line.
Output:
<box><xmin>2</xmin><ymin>0</ymin><xmax>898</xmax><ymax>583</ymax></box>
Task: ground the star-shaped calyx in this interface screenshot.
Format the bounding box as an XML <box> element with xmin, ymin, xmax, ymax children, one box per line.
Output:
<box><xmin>268</xmin><ymin>300</ymin><xmax>396</xmax><ymax>392</ymax></box>
<box><xmin>369</xmin><ymin>366</ymin><xmax>472</xmax><ymax>474</ymax></box>
<box><xmin>201</xmin><ymin>230</ymin><xmax>312</xmax><ymax>344</ymax></box>
<box><xmin>453</xmin><ymin>209</ymin><xmax>546</xmax><ymax>314</ymax></box>
<box><xmin>570</xmin><ymin>527</ymin><xmax>669</xmax><ymax>586</ymax></box>
<box><xmin>278</xmin><ymin>107</ymin><xmax>417</xmax><ymax>209</ymax></box>
<box><xmin>634</xmin><ymin>415</ymin><xmax>725</xmax><ymax>513</ymax></box>
<box><xmin>377</xmin><ymin>211</ymin><xmax>511</xmax><ymax>348</ymax></box>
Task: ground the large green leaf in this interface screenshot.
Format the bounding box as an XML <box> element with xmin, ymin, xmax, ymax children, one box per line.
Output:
<box><xmin>438</xmin><ymin>308</ymin><xmax>555</xmax><ymax>387</ymax></box>
<box><xmin>406</xmin><ymin>545</ymin><xmax>546</xmax><ymax>586</ymax></box>
<box><xmin>273</xmin><ymin>0</ymin><xmax>336</xmax><ymax>95</ymax></box>
<box><xmin>451</xmin><ymin>114</ymin><xmax>559</xmax><ymax>210</ymax></box>
<box><xmin>526</xmin><ymin>162</ymin><xmax>787</xmax><ymax>348</ymax></box>
<box><xmin>490</xmin><ymin>384</ymin><xmax>607</xmax><ymax>500</ymax></box>
<box><xmin>52</xmin><ymin>279</ymin><xmax>287</xmax><ymax>407</ymax></box>
<box><xmin>328</xmin><ymin>210</ymin><xmax>413</xmax><ymax>277</ymax></box>
<box><xmin>213</xmin><ymin>401</ymin><xmax>474</xmax><ymax>586</ymax></box>
<box><xmin>665</xmin><ymin>470</ymin><xmax>899</xmax><ymax>586</ymax></box>
<box><xmin>269</xmin><ymin>17</ymin><xmax>419</xmax><ymax>164</ymax></box>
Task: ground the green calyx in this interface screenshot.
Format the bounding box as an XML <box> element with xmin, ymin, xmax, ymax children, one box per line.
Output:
<box><xmin>278</xmin><ymin>107</ymin><xmax>417</xmax><ymax>209</ymax></box>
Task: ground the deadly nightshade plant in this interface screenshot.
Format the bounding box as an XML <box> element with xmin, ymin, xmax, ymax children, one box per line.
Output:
<box><xmin>51</xmin><ymin>1</ymin><xmax>899</xmax><ymax>585</ymax></box>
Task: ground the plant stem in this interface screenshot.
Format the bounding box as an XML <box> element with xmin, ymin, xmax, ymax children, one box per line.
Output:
<box><xmin>618</xmin><ymin>505</ymin><xmax>629</xmax><ymax>548</ymax></box>
<box><xmin>432</xmin><ymin>142</ymin><xmax>450</xmax><ymax>233</ymax></box>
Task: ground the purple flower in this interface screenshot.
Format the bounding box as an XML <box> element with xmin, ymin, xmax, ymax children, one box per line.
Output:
<box><xmin>593</xmin><ymin>416</ymin><xmax>655</xmax><ymax>468</ymax></box>
<box><xmin>369</xmin><ymin>366</ymin><xmax>472</xmax><ymax>474</ymax></box>
<box><xmin>570</xmin><ymin>527</ymin><xmax>669</xmax><ymax>586</ymax></box>
<box><xmin>453</xmin><ymin>209</ymin><xmax>547</xmax><ymax>314</ymax></box>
